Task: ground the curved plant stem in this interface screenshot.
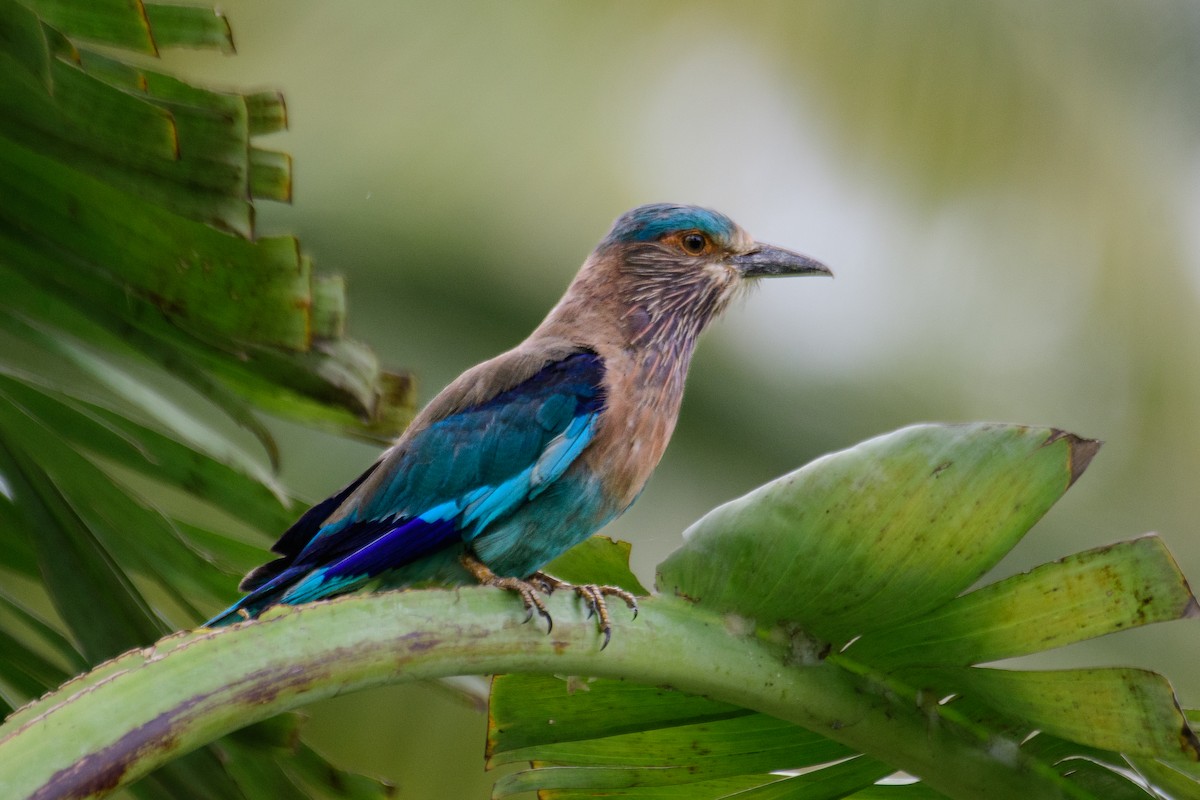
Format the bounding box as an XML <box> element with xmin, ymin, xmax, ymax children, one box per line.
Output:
<box><xmin>0</xmin><ymin>589</ymin><xmax>1084</xmax><ymax>800</ymax></box>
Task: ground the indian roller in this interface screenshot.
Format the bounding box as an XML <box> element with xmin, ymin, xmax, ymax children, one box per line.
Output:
<box><xmin>206</xmin><ymin>204</ymin><xmax>830</xmax><ymax>642</ymax></box>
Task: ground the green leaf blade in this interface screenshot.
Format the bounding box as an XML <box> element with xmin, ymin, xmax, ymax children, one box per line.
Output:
<box><xmin>22</xmin><ymin>0</ymin><xmax>157</xmax><ymax>54</ymax></box>
<box><xmin>0</xmin><ymin>438</ymin><xmax>166</xmax><ymax>662</ymax></box>
<box><xmin>902</xmin><ymin>667</ymin><xmax>1198</xmax><ymax>760</ymax></box>
<box><xmin>656</xmin><ymin>424</ymin><xmax>1098</xmax><ymax>643</ymax></box>
<box><xmin>849</xmin><ymin>535</ymin><xmax>1198</xmax><ymax>668</ymax></box>
<box><xmin>541</xmin><ymin>535</ymin><xmax>649</xmax><ymax>596</ymax></box>
<box><xmin>0</xmin><ymin>0</ymin><xmax>52</xmax><ymax>91</ymax></box>
<box><xmin>250</xmin><ymin>147</ymin><xmax>292</xmax><ymax>202</ymax></box>
<box><xmin>144</xmin><ymin>3</ymin><xmax>233</xmax><ymax>53</ymax></box>
<box><xmin>488</xmin><ymin>674</ymin><xmax>747</xmax><ymax>759</ymax></box>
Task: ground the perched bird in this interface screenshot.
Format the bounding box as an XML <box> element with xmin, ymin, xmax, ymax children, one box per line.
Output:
<box><xmin>206</xmin><ymin>203</ymin><xmax>830</xmax><ymax>642</ymax></box>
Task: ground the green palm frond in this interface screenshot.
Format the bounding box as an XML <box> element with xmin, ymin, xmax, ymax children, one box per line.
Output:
<box><xmin>491</xmin><ymin>425</ymin><xmax>1200</xmax><ymax>799</ymax></box>
<box><xmin>0</xmin><ymin>1</ymin><xmax>411</xmax><ymax>796</ymax></box>
<box><xmin>2</xmin><ymin>425</ymin><xmax>1195</xmax><ymax>800</ymax></box>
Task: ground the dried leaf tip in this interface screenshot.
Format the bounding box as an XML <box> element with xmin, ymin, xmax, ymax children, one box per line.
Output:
<box><xmin>1043</xmin><ymin>429</ymin><xmax>1102</xmax><ymax>487</ymax></box>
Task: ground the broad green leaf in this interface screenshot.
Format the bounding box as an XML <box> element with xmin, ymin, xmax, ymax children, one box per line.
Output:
<box><xmin>523</xmin><ymin>754</ymin><xmax>894</xmax><ymax>799</ymax></box>
<box><xmin>51</xmin><ymin>57</ymin><xmax>179</xmax><ymax>158</ymax></box>
<box><xmin>849</xmin><ymin>536</ymin><xmax>1198</xmax><ymax>667</ymax></box>
<box><xmin>216</xmin><ymin>720</ymin><xmax>395</xmax><ymax>800</ymax></box>
<box><xmin>0</xmin><ymin>590</ymin><xmax>88</xmax><ymax>677</ymax></box>
<box><xmin>1019</xmin><ymin>724</ymin><xmax>1187</xmax><ymax>798</ymax></box>
<box><xmin>0</xmin><ymin>0</ymin><xmax>51</xmax><ymax>91</ymax></box>
<box><xmin>1053</xmin><ymin>760</ymin><xmax>1159</xmax><ymax>800</ymax></box>
<box><xmin>172</xmin><ymin>519</ymin><xmax>271</xmax><ymax>579</ymax></box>
<box><xmin>0</xmin><ymin>138</ymin><xmax>310</xmax><ymax>348</ymax></box>
<box><xmin>492</xmin><ymin>719</ymin><xmax>859</xmax><ymax>796</ymax></box>
<box><xmin>311</xmin><ymin>273</ymin><xmax>347</xmax><ymax>339</ymax></box>
<box><xmin>0</xmin><ymin>57</ymin><xmax>253</xmax><ymax>236</ymax></box>
<box><xmin>20</xmin><ymin>0</ymin><xmax>156</xmax><ymax>54</ymax></box>
<box><xmin>245</xmin><ymin>89</ymin><xmax>287</xmax><ymax>135</ymax></box>
<box><xmin>21</xmin><ymin>333</ymin><xmax>283</xmax><ymax>489</ymax></box>
<box><xmin>0</xmin><ymin>494</ymin><xmax>40</xmax><ymax>578</ymax></box>
<box><xmin>0</xmin><ymin>263</ymin><xmax>410</xmax><ymax>440</ymax></box>
<box><xmin>490</xmin><ymin>676</ymin><xmax>909</xmax><ymax>798</ymax></box>
<box><xmin>488</xmin><ymin>674</ymin><xmax>747</xmax><ymax>757</ymax></box>
<box><xmin>72</xmin><ymin>50</ymin><xmax>256</xmax><ymax>233</ymax></box>
<box><xmin>0</xmin><ymin>625</ymin><xmax>68</xmax><ymax>711</ymax></box>
<box><xmin>0</xmin><ymin>395</ymin><xmax>241</xmax><ymax>615</ymax></box>
<box><xmin>895</xmin><ymin>667</ymin><xmax>1197</xmax><ymax>760</ymax></box>
<box><xmin>0</xmin><ymin>53</ymin><xmax>178</xmax><ymax>175</ymax></box>
<box><xmin>657</xmin><ymin>424</ymin><xmax>1098</xmax><ymax>643</ymax></box>
<box><xmin>0</xmin><ymin>292</ymin><xmax>284</xmax><ymax>465</ymax></box>
<box><xmin>727</xmin><ymin>757</ymin><xmax>896</xmax><ymax>800</ymax></box>
<box><xmin>250</xmin><ymin>147</ymin><xmax>292</xmax><ymax>201</ymax></box>
<box><xmin>144</xmin><ymin>3</ymin><xmax>233</xmax><ymax>52</ymax></box>
<box><xmin>493</xmin><ymin>708</ymin><xmax>853</xmax><ymax>788</ymax></box>
<box><xmin>0</xmin><ymin>440</ymin><xmax>167</xmax><ymax>662</ymax></box>
<box><xmin>540</xmin><ymin>774</ymin><xmax>786</xmax><ymax>800</ymax></box>
<box><xmin>541</xmin><ymin>535</ymin><xmax>649</xmax><ymax>595</ymax></box>
<box><xmin>0</xmin><ymin>371</ymin><xmax>291</xmax><ymax>530</ymax></box>
<box><xmin>1126</xmin><ymin>757</ymin><xmax>1200</xmax><ymax>800</ymax></box>
<box><xmin>500</xmin><ymin>709</ymin><xmax>848</xmax><ymax>767</ymax></box>
<box><xmin>845</xmin><ymin>785</ymin><xmax>950</xmax><ymax>799</ymax></box>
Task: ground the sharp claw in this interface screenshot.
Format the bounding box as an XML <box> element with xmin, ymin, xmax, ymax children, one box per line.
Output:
<box><xmin>465</xmin><ymin>554</ymin><xmax>639</xmax><ymax>646</ymax></box>
<box><xmin>461</xmin><ymin>554</ymin><xmax>560</xmax><ymax>633</ymax></box>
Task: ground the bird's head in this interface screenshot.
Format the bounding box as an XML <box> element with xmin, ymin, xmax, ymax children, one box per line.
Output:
<box><xmin>589</xmin><ymin>203</ymin><xmax>831</xmax><ymax>348</ymax></box>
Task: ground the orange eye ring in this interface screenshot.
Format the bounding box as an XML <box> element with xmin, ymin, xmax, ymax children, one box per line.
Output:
<box><xmin>669</xmin><ymin>230</ymin><xmax>709</xmax><ymax>255</ymax></box>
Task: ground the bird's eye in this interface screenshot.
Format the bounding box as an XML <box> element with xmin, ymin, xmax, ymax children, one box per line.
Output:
<box><xmin>680</xmin><ymin>232</ymin><xmax>708</xmax><ymax>255</ymax></box>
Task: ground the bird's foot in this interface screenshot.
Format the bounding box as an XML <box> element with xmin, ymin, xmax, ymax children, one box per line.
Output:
<box><xmin>460</xmin><ymin>553</ymin><xmax>554</xmax><ymax>632</ymax></box>
<box><xmin>529</xmin><ymin>571</ymin><xmax>639</xmax><ymax>649</ymax></box>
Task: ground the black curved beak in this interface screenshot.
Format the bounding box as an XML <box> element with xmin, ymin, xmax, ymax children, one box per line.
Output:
<box><xmin>732</xmin><ymin>244</ymin><xmax>832</xmax><ymax>278</ymax></box>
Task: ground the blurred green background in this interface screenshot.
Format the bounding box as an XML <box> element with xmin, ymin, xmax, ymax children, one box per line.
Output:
<box><xmin>160</xmin><ymin>2</ymin><xmax>1200</xmax><ymax>796</ymax></box>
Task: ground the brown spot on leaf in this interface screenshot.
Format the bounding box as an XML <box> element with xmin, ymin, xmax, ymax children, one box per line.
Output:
<box><xmin>1181</xmin><ymin>719</ymin><xmax>1200</xmax><ymax>761</ymax></box>
<box><xmin>397</xmin><ymin>631</ymin><xmax>439</xmax><ymax>652</ymax></box>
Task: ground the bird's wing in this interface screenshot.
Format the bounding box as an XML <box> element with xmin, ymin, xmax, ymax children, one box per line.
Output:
<box><xmin>229</xmin><ymin>350</ymin><xmax>606</xmax><ymax>611</ymax></box>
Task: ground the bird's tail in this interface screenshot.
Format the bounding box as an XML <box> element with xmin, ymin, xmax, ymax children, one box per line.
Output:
<box><xmin>203</xmin><ymin>591</ymin><xmax>279</xmax><ymax>628</ymax></box>
<box><xmin>203</xmin><ymin>563</ymin><xmax>374</xmax><ymax>627</ymax></box>
<box><xmin>203</xmin><ymin>566</ymin><xmax>309</xmax><ymax>627</ymax></box>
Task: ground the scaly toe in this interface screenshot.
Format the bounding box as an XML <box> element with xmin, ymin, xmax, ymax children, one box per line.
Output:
<box><xmin>508</xmin><ymin>580</ymin><xmax>552</xmax><ymax>633</ymax></box>
<box><xmin>461</xmin><ymin>553</ymin><xmax>554</xmax><ymax>633</ymax></box>
<box><xmin>521</xmin><ymin>568</ymin><xmax>640</xmax><ymax>645</ymax></box>
<box><xmin>599</xmin><ymin>585</ymin><xmax>638</xmax><ymax>616</ymax></box>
